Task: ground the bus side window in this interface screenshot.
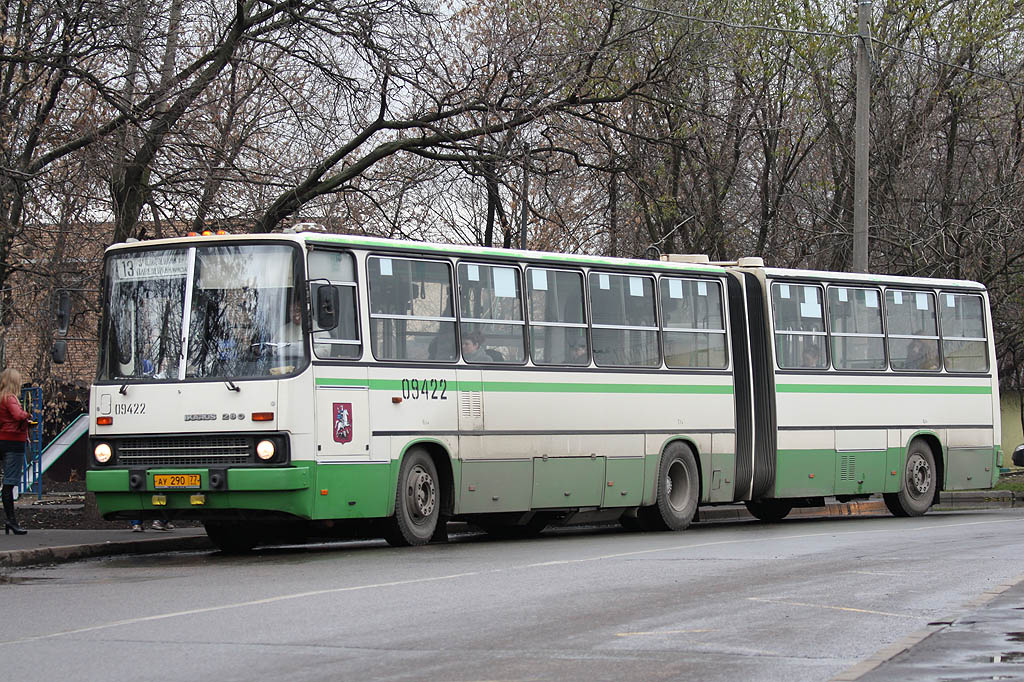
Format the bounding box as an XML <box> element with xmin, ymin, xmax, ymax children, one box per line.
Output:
<box><xmin>886</xmin><ymin>290</ymin><xmax>939</xmax><ymax>371</ymax></box>
<box><xmin>368</xmin><ymin>256</ymin><xmax>456</xmax><ymax>362</ymax></box>
<box><xmin>458</xmin><ymin>262</ymin><xmax>526</xmax><ymax>364</ymax></box>
<box><xmin>589</xmin><ymin>272</ymin><xmax>659</xmax><ymax>368</ymax></box>
<box><xmin>527</xmin><ymin>267</ymin><xmax>588</xmax><ymax>365</ymax></box>
<box><xmin>772</xmin><ymin>283</ymin><xmax>827</xmax><ymax>369</ymax></box>
<box><xmin>308</xmin><ymin>251</ymin><xmax>361</xmax><ymax>360</ymax></box>
<box><xmin>661</xmin><ymin>277</ymin><xmax>727</xmax><ymax>369</ymax></box>
<box><xmin>827</xmin><ymin>286</ymin><xmax>885</xmax><ymax>370</ymax></box>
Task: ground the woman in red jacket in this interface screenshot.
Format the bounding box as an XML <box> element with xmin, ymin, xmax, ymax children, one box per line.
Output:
<box><xmin>0</xmin><ymin>368</ymin><xmax>31</xmax><ymax>535</ymax></box>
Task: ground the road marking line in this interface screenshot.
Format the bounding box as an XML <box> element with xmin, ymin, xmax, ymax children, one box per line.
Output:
<box><xmin>616</xmin><ymin>629</ymin><xmax>714</xmax><ymax>637</ymax></box>
<box><xmin>747</xmin><ymin>597</ymin><xmax>915</xmax><ymax>619</ymax></box>
<box><xmin>0</xmin><ymin>571</ymin><xmax>481</xmax><ymax>647</ymax></box>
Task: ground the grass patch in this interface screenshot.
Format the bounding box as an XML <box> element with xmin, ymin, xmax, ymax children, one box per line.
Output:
<box><xmin>996</xmin><ymin>469</ymin><xmax>1024</xmax><ymax>492</ymax></box>
<box><xmin>995</xmin><ymin>479</ymin><xmax>1024</xmax><ymax>492</ymax></box>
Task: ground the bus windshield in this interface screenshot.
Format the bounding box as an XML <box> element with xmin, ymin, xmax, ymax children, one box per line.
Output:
<box><xmin>99</xmin><ymin>243</ymin><xmax>307</xmax><ymax>382</ymax></box>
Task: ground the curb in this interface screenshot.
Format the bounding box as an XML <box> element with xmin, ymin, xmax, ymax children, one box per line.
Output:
<box><xmin>0</xmin><ymin>535</ymin><xmax>213</xmax><ymax>568</ymax></box>
<box><xmin>1</xmin><ymin>491</ymin><xmax>1015</xmax><ymax>569</ymax></box>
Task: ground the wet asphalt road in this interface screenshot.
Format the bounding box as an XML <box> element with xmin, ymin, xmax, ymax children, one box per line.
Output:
<box><xmin>2</xmin><ymin>509</ymin><xmax>1023</xmax><ymax>681</ymax></box>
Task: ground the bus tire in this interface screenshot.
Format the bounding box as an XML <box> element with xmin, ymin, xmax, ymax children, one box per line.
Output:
<box><xmin>884</xmin><ymin>440</ymin><xmax>937</xmax><ymax>517</ymax></box>
<box><xmin>745</xmin><ymin>500</ymin><xmax>793</xmax><ymax>522</ymax></box>
<box><xmin>204</xmin><ymin>521</ymin><xmax>258</xmax><ymax>554</ymax></box>
<box><xmin>385</xmin><ymin>449</ymin><xmax>439</xmax><ymax>547</ymax></box>
<box><xmin>643</xmin><ymin>442</ymin><xmax>699</xmax><ymax>531</ymax></box>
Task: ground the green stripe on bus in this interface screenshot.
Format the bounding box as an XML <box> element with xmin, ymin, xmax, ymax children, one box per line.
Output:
<box><xmin>308</xmin><ymin>235</ymin><xmax>723</xmax><ymax>274</ymax></box>
<box><xmin>776</xmin><ymin>383</ymin><xmax>991</xmax><ymax>395</ymax></box>
<box><xmin>315</xmin><ymin>377</ymin><xmax>732</xmax><ymax>394</ymax></box>
<box><xmin>480</xmin><ymin>381</ymin><xmax>732</xmax><ymax>394</ymax></box>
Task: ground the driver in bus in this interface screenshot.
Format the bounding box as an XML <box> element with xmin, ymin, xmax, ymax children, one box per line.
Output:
<box><xmin>280</xmin><ymin>299</ymin><xmax>304</xmax><ymax>345</ymax></box>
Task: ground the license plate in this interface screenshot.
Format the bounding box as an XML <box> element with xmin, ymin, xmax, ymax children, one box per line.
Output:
<box><xmin>153</xmin><ymin>474</ymin><xmax>201</xmax><ymax>489</ymax></box>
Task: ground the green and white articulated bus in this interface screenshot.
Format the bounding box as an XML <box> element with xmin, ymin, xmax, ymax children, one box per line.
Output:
<box><xmin>85</xmin><ymin>231</ymin><xmax>1001</xmax><ymax>551</ymax></box>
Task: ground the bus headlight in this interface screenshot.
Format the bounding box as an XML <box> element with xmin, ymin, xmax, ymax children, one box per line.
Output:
<box><xmin>94</xmin><ymin>443</ymin><xmax>113</xmax><ymax>464</ymax></box>
<box><xmin>256</xmin><ymin>440</ymin><xmax>276</xmax><ymax>461</ymax></box>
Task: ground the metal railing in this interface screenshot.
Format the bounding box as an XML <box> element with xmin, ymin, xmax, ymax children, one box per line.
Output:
<box><xmin>19</xmin><ymin>386</ymin><xmax>43</xmax><ymax>499</ymax></box>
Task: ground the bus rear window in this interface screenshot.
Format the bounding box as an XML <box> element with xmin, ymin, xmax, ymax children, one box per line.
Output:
<box><xmin>940</xmin><ymin>293</ymin><xmax>987</xmax><ymax>372</ymax></box>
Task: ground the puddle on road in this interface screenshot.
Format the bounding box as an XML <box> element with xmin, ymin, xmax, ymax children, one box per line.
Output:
<box><xmin>1007</xmin><ymin>632</ymin><xmax>1024</xmax><ymax>643</ymax></box>
<box><xmin>973</xmin><ymin>651</ymin><xmax>1024</xmax><ymax>664</ymax></box>
<box><xmin>0</xmin><ymin>574</ymin><xmax>54</xmax><ymax>585</ymax></box>
<box><xmin>994</xmin><ymin>651</ymin><xmax>1024</xmax><ymax>663</ymax></box>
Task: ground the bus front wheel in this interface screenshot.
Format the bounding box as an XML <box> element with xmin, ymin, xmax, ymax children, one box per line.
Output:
<box><xmin>884</xmin><ymin>440</ymin><xmax>937</xmax><ymax>517</ymax></box>
<box><xmin>385</xmin><ymin>449</ymin><xmax>440</xmax><ymax>547</ymax></box>
<box><xmin>641</xmin><ymin>442</ymin><xmax>699</xmax><ymax>531</ymax></box>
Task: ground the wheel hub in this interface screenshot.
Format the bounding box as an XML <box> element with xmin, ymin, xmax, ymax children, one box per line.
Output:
<box><xmin>666</xmin><ymin>460</ymin><xmax>690</xmax><ymax>511</ymax></box>
<box><xmin>407</xmin><ymin>465</ymin><xmax>436</xmax><ymax>521</ymax></box>
<box><xmin>907</xmin><ymin>455</ymin><xmax>931</xmax><ymax>497</ymax></box>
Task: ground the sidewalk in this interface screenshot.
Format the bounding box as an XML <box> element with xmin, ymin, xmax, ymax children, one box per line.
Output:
<box><xmin>833</xmin><ymin>574</ymin><xmax>1024</xmax><ymax>681</ymax></box>
<box><xmin>0</xmin><ymin>527</ymin><xmax>212</xmax><ymax>567</ymax></box>
<box><xmin>1</xmin><ymin>489</ymin><xmax>1018</xmax><ymax>569</ymax></box>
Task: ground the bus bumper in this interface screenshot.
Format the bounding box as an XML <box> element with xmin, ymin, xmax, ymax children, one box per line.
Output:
<box><xmin>86</xmin><ymin>466</ymin><xmax>313</xmax><ymax>519</ymax></box>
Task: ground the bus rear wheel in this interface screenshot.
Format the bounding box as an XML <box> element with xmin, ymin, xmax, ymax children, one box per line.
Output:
<box><xmin>745</xmin><ymin>500</ymin><xmax>793</xmax><ymax>522</ymax></box>
<box><xmin>884</xmin><ymin>440</ymin><xmax>937</xmax><ymax>517</ymax></box>
<box><xmin>385</xmin><ymin>449</ymin><xmax>440</xmax><ymax>547</ymax></box>
<box><xmin>640</xmin><ymin>442</ymin><xmax>699</xmax><ymax>531</ymax></box>
<box><xmin>204</xmin><ymin>521</ymin><xmax>258</xmax><ymax>554</ymax></box>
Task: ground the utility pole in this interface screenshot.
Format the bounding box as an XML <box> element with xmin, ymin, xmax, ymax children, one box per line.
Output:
<box><xmin>853</xmin><ymin>0</ymin><xmax>872</xmax><ymax>273</ymax></box>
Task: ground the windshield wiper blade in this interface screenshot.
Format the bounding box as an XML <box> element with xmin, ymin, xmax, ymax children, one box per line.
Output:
<box><xmin>225</xmin><ymin>381</ymin><xmax>240</xmax><ymax>392</ymax></box>
<box><xmin>119</xmin><ymin>384</ymin><xmax>128</xmax><ymax>395</ymax></box>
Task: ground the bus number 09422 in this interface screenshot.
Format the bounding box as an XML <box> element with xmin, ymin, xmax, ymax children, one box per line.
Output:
<box><xmin>401</xmin><ymin>378</ymin><xmax>447</xmax><ymax>400</ymax></box>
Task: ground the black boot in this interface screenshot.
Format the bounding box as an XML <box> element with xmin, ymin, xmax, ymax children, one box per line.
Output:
<box><xmin>2</xmin><ymin>485</ymin><xmax>26</xmax><ymax>535</ymax></box>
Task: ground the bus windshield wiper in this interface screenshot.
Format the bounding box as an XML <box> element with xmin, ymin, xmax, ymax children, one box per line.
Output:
<box><xmin>119</xmin><ymin>384</ymin><xmax>128</xmax><ymax>395</ymax></box>
<box><xmin>225</xmin><ymin>381</ymin><xmax>240</xmax><ymax>392</ymax></box>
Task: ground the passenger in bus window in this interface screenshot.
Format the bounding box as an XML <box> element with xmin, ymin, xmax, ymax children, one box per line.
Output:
<box><xmin>461</xmin><ymin>331</ymin><xmax>490</xmax><ymax>362</ymax></box>
<box><xmin>906</xmin><ymin>335</ymin><xmax>938</xmax><ymax>370</ymax></box>
<box><xmin>802</xmin><ymin>343</ymin><xmax>826</xmax><ymax>369</ymax></box>
<box><xmin>568</xmin><ymin>340</ymin><xmax>588</xmax><ymax>364</ymax></box>
<box><xmin>428</xmin><ymin>331</ymin><xmax>456</xmax><ymax>361</ymax></box>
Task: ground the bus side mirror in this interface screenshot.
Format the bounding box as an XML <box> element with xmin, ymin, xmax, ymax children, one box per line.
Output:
<box><xmin>52</xmin><ymin>340</ymin><xmax>67</xmax><ymax>365</ymax></box>
<box><xmin>316</xmin><ymin>286</ymin><xmax>339</xmax><ymax>330</ymax></box>
<box><xmin>56</xmin><ymin>290</ymin><xmax>71</xmax><ymax>335</ymax></box>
